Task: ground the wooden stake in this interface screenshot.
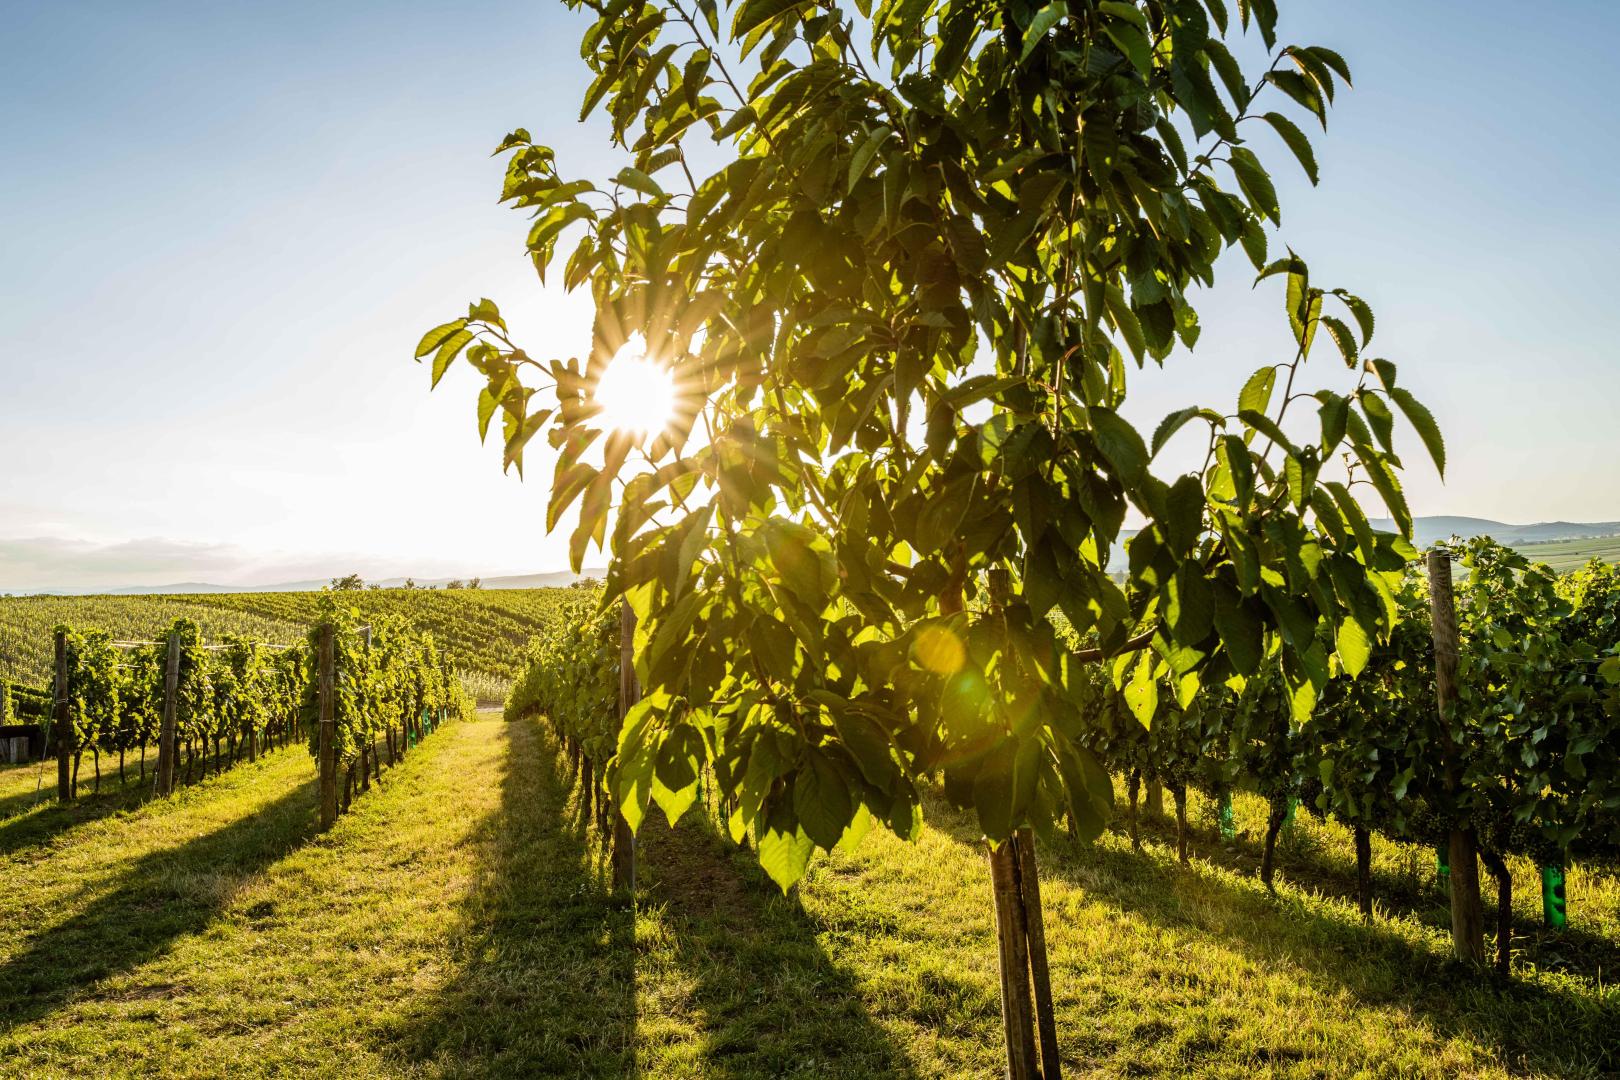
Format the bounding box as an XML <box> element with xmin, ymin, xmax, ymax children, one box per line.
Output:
<box><xmin>1015</xmin><ymin>829</ymin><xmax>1061</xmax><ymax>1080</ymax></box>
<box><xmin>611</xmin><ymin>599</ymin><xmax>638</xmax><ymax>895</ymax></box>
<box><xmin>1428</xmin><ymin>548</ymin><xmax>1485</xmax><ymax>965</ymax></box>
<box><xmin>318</xmin><ymin>623</ymin><xmax>338</xmax><ymax>830</ymax></box>
<box><xmin>157</xmin><ymin>631</ymin><xmax>180</xmax><ymax>796</ymax></box>
<box><xmin>989</xmin><ymin>839</ymin><xmax>1040</xmax><ymax>1080</ymax></box>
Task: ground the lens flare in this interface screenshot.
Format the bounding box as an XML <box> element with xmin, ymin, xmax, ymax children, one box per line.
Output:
<box><xmin>594</xmin><ymin>336</ymin><xmax>676</xmax><ymax>436</ymax></box>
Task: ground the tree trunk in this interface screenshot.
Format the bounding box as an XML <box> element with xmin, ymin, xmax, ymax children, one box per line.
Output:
<box><xmin>1481</xmin><ymin>847</ymin><xmax>1512</xmax><ymax>978</ymax></box>
<box><xmin>1354</xmin><ymin>826</ymin><xmax>1373</xmax><ymax>918</ymax></box>
<box><xmin>1261</xmin><ymin>799</ymin><xmax>1287</xmax><ymax>893</ymax></box>
<box><xmin>93</xmin><ymin>747</ymin><xmax>101</xmax><ymax>794</ymax></box>
<box><xmin>1145</xmin><ymin>777</ymin><xmax>1164</xmax><ymax>818</ymax></box>
<box><xmin>119</xmin><ymin>747</ymin><xmax>126</xmax><ymax>786</ymax></box>
<box><xmin>1173</xmin><ymin>784</ymin><xmax>1189</xmax><ymax>865</ymax></box>
<box><xmin>72</xmin><ymin>750</ymin><xmax>82</xmax><ymax>800</ymax></box>
<box><xmin>1448</xmin><ymin>827</ymin><xmax>1487</xmax><ymax>966</ymax></box>
<box><xmin>139</xmin><ymin>742</ymin><xmax>146</xmax><ymax>784</ymax></box>
<box><xmin>582</xmin><ymin>759</ymin><xmax>595</xmax><ymax>825</ymax></box>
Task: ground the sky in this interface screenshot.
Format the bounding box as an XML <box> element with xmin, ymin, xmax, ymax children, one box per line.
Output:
<box><xmin>1</xmin><ymin>0</ymin><xmax>1617</xmax><ymax>591</ymax></box>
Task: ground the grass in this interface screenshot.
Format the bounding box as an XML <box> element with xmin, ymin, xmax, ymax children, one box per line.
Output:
<box><xmin>1</xmin><ymin>717</ymin><xmax>1614</xmax><ymax>1078</ymax></box>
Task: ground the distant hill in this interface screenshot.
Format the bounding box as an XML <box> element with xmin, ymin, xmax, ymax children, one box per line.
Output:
<box><xmin>27</xmin><ymin>569</ymin><xmax>607</xmax><ymax>597</ymax></box>
<box><xmin>1367</xmin><ymin>517</ymin><xmax>1620</xmax><ymax>548</ymax></box>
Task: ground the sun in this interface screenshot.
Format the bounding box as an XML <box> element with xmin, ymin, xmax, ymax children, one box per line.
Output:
<box><xmin>593</xmin><ymin>336</ymin><xmax>676</xmax><ymax>437</ymax></box>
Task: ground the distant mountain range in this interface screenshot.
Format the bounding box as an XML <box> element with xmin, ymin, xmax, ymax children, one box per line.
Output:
<box><xmin>1366</xmin><ymin>517</ymin><xmax>1620</xmax><ymax>547</ymax></box>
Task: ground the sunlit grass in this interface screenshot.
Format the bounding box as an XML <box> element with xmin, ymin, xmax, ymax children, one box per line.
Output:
<box><xmin>1</xmin><ymin>718</ymin><xmax>1613</xmax><ymax>1078</ymax></box>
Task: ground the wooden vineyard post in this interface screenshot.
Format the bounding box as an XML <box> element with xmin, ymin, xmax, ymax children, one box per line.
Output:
<box><xmin>318</xmin><ymin>623</ymin><xmax>338</xmax><ymax>830</ymax></box>
<box><xmin>1428</xmin><ymin>548</ymin><xmax>1485</xmax><ymax>966</ymax></box>
<box><xmin>359</xmin><ymin>626</ymin><xmax>373</xmax><ymax>792</ymax></box>
<box><xmin>156</xmin><ymin>630</ymin><xmax>181</xmax><ymax>796</ymax></box>
<box><xmin>611</xmin><ymin>599</ymin><xmax>638</xmax><ymax>896</ymax></box>
<box><xmin>53</xmin><ymin>629</ymin><xmax>71</xmax><ymax>803</ymax></box>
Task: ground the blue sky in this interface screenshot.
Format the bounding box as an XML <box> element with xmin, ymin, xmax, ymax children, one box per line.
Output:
<box><xmin>1</xmin><ymin>0</ymin><xmax>1616</xmax><ymax>589</ymax></box>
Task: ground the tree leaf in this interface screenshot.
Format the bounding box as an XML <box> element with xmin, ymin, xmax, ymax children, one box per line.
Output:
<box><xmin>1021</xmin><ymin>2</ymin><xmax>1069</xmax><ymax>62</ymax></box>
<box><xmin>1388</xmin><ymin>387</ymin><xmax>1446</xmax><ymax>478</ymax></box>
<box><xmin>1261</xmin><ymin>111</ymin><xmax>1318</xmax><ymax>185</ymax></box>
<box><xmin>616</xmin><ymin>166</ymin><xmax>665</xmax><ymax>199</ymax></box>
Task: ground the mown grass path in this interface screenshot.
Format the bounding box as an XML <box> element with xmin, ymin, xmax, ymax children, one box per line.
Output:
<box><xmin>1</xmin><ymin>717</ymin><xmax>1614</xmax><ymax>1078</ymax></box>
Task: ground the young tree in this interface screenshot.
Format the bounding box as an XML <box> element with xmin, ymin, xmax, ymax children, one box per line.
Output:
<box><xmin>422</xmin><ymin>0</ymin><xmax>1440</xmax><ymax>1072</ymax></box>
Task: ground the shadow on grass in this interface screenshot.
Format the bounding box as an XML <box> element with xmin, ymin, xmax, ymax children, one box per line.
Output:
<box><xmin>0</xmin><ymin>775</ymin><xmax>319</xmax><ymax>1030</ymax></box>
<box><xmin>395</xmin><ymin>720</ymin><xmax>638</xmax><ymax>1078</ymax></box>
<box><xmin>400</xmin><ymin>721</ymin><xmax>916</xmax><ymax>1079</ymax></box>
<box><xmin>1121</xmin><ymin>803</ymin><xmax>1620</xmax><ymax>990</ymax></box>
<box><xmin>636</xmin><ymin>810</ymin><xmax>922</xmax><ymax>1079</ymax></box>
<box><xmin>0</xmin><ymin>745</ymin><xmax>304</xmax><ymax>859</ymax></box>
<box><xmin>932</xmin><ymin>800</ymin><xmax>1617</xmax><ymax>1077</ymax></box>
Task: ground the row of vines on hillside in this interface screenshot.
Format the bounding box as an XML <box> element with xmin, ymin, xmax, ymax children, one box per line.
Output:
<box><xmin>14</xmin><ymin>600</ymin><xmax>475</xmax><ymax>814</ymax></box>
<box><xmin>300</xmin><ymin>603</ymin><xmax>477</xmax><ymax>823</ymax></box>
<box><xmin>44</xmin><ymin>620</ymin><xmax>304</xmax><ymax>797</ymax></box>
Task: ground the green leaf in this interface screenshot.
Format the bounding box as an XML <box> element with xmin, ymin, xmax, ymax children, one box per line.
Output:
<box><xmin>1261</xmin><ymin>111</ymin><xmax>1318</xmax><ymax>185</ymax></box>
<box><xmin>1103</xmin><ymin>22</ymin><xmax>1152</xmax><ymax>76</ymax></box>
<box><xmin>1212</xmin><ymin>585</ymin><xmax>1263</xmax><ymax>674</ymax></box>
<box><xmin>1021</xmin><ymin>1</ymin><xmax>1068</xmax><ymax>62</ymax></box>
<box><xmin>758</xmin><ymin>823</ymin><xmax>815</xmax><ymax>891</ymax></box>
<box><xmin>1317</xmin><ymin>391</ymin><xmax>1348</xmax><ymax>454</ymax></box>
<box><xmin>1265</xmin><ymin>69</ymin><xmax>1326</xmax><ymax>128</ymax></box>
<box><xmin>1151</xmin><ymin>406</ymin><xmax>1203</xmax><ymax>457</ymax></box>
<box><xmin>1123</xmin><ymin>651</ymin><xmax>1159</xmax><ymax>726</ymax></box>
<box><xmin>1238</xmin><ymin>365</ymin><xmax>1277</xmax><ymax>416</ymax></box>
<box><xmin>415</xmin><ymin>319</ymin><xmax>468</xmax><ymax>360</ymax></box>
<box><xmin>1333</xmin><ymin>291</ymin><xmax>1375</xmax><ymax>346</ymax></box>
<box><xmin>1388</xmin><ymin>387</ymin><xmax>1446</xmax><ymax>478</ymax></box>
<box><xmin>847</xmin><ymin>125</ymin><xmax>892</xmax><ymax>193</ymax></box>
<box><xmin>733</xmin><ymin>0</ymin><xmax>807</xmax><ymax>39</ymax></box>
<box><xmin>1228</xmin><ymin>146</ymin><xmax>1279</xmax><ymax>224</ymax></box>
<box><xmin>615</xmin><ymin>166</ymin><xmax>665</xmax><ymax>199</ymax></box>
<box><xmin>1320</xmin><ymin>315</ymin><xmax>1358</xmax><ymax>367</ymax></box>
<box><xmin>1090</xmin><ymin>409</ymin><xmax>1149</xmax><ymax>486</ymax></box>
<box><xmin>1336</xmin><ymin>614</ymin><xmax>1371</xmax><ymax>677</ymax></box>
<box><xmin>794</xmin><ymin>752</ymin><xmax>855</xmax><ymax>849</ymax></box>
<box><xmin>431</xmin><ymin>329</ymin><xmax>475</xmax><ymax>388</ymax></box>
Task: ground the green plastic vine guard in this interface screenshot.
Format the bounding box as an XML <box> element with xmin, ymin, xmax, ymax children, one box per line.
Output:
<box><xmin>1541</xmin><ymin>865</ymin><xmax>1567</xmax><ymax>929</ymax></box>
<box><xmin>1218</xmin><ymin>794</ymin><xmax>1236</xmax><ymax>841</ymax></box>
<box><xmin>1436</xmin><ymin>844</ymin><xmax>1450</xmax><ymax>895</ymax></box>
<box><xmin>1282</xmin><ymin>797</ymin><xmax>1298</xmax><ymax>831</ymax></box>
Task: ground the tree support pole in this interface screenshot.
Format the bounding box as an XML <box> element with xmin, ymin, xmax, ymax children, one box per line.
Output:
<box><xmin>988</xmin><ymin>838</ymin><xmax>1040</xmax><ymax>1080</ymax></box>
